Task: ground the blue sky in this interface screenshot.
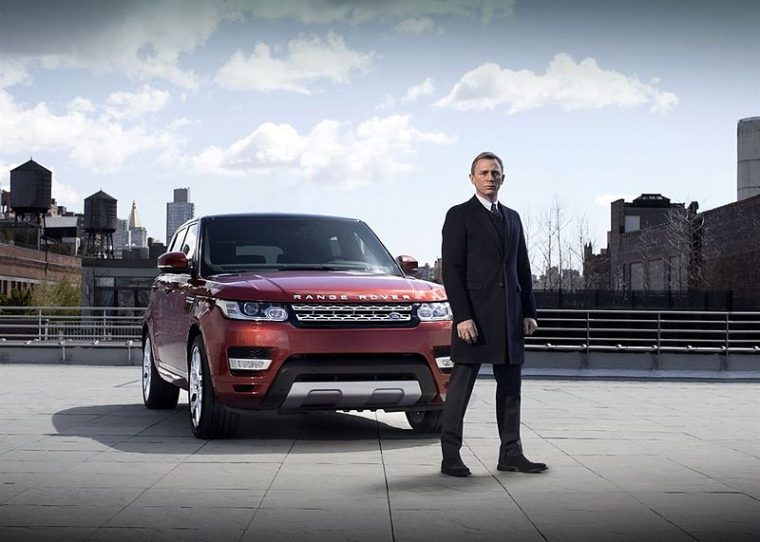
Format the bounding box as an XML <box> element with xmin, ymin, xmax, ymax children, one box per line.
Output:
<box><xmin>1</xmin><ymin>0</ymin><xmax>758</xmax><ymax>268</ymax></box>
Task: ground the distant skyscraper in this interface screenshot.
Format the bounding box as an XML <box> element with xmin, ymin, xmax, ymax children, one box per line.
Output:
<box><xmin>166</xmin><ymin>187</ymin><xmax>195</xmax><ymax>244</ymax></box>
<box><xmin>113</xmin><ymin>218</ymin><xmax>129</xmax><ymax>258</ymax></box>
<box><xmin>128</xmin><ymin>200</ymin><xmax>148</xmax><ymax>248</ymax></box>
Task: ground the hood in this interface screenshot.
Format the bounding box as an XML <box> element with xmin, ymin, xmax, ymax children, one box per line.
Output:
<box><xmin>205</xmin><ymin>271</ymin><xmax>447</xmax><ymax>303</ymax></box>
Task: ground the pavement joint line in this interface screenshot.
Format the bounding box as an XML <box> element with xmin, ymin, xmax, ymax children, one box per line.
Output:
<box><xmin>575</xmin><ymin>457</ymin><xmax>701</xmax><ymax>541</ymax></box>
<box><xmin>113</xmin><ymin>379</ymin><xmax>139</xmax><ymax>388</ymax></box>
<box><xmin>375</xmin><ymin>411</ymin><xmax>396</xmax><ymax>542</ymax></box>
<box><xmin>236</xmin><ymin>412</ymin><xmax>305</xmax><ymax>542</ymax></box>
<box><xmin>678</xmin><ymin>463</ymin><xmax>760</xmax><ymax>502</ymax></box>
<box><xmin>469</xmin><ymin>445</ymin><xmax>549</xmax><ymax>542</ymax></box>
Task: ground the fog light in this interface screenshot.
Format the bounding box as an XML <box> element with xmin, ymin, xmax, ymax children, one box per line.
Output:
<box><xmin>435</xmin><ymin>356</ymin><xmax>454</xmax><ymax>369</ymax></box>
<box><xmin>229</xmin><ymin>358</ymin><xmax>272</xmax><ymax>371</ymax></box>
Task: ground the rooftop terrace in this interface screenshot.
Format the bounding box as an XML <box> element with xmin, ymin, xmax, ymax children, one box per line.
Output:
<box><xmin>0</xmin><ymin>365</ymin><xmax>758</xmax><ymax>541</ymax></box>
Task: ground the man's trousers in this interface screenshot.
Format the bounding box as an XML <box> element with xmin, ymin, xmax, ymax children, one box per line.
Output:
<box><xmin>440</xmin><ymin>363</ymin><xmax>523</xmax><ymax>462</ymax></box>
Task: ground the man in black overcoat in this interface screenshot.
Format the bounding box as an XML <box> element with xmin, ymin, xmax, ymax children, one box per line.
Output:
<box><xmin>440</xmin><ymin>151</ymin><xmax>547</xmax><ymax>477</ymax></box>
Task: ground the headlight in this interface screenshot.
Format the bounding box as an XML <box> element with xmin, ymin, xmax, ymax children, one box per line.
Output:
<box><xmin>217</xmin><ymin>300</ymin><xmax>289</xmax><ymax>321</ymax></box>
<box><xmin>417</xmin><ymin>302</ymin><xmax>452</xmax><ymax>321</ymax></box>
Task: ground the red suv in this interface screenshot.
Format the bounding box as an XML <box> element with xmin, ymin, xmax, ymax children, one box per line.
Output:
<box><xmin>142</xmin><ymin>214</ymin><xmax>452</xmax><ymax>438</ymax></box>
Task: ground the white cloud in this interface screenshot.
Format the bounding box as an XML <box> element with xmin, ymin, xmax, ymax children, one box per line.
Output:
<box><xmin>1</xmin><ymin>89</ymin><xmax>176</xmax><ymax>172</ymax></box>
<box><xmin>0</xmin><ymin>160</ymin><xmax>14</xmax><ymax>189</ymax></box>
<box><xmin>435</xmin><ymin>53</ymin><xmax>679</xmax><ymax>114</ymax></box>
<box><xmin>594</xmin><ymin>194</ymin><xmax>637</xmax><ymax>207</ymax></box>
<box><xmin>0</xmin><ymin>1</ymin><xmax>234</xmax><ymax>89</ymax></box>
<box><xmin>67</xmin><ymin>97</ymin><xmax>96</xmax><ymax>114</ymax></box>
<box><xmin>52</xmin><ymin>179</ymin><xmax>81</xmax><ymax>207</ymax></box>
<box><xmin>215</xmin><ymin>33</ymin><xmax>372</xmax><ymax>93</ymax></box>
<box><xmin>0</xmin><ymin>58</ymin><xmax>31</xmax><ymax>88</ymax></box>
<box><xmin>105</xmin><ymin>85</ymin><xmax>171</xmax><ymax>119</ymax></box>
<box><xmin>393</xmin><ymin>17</ymin><xmax>444</xmax><ymax>36</ymax></box>
<box><xmin>375</xmin><ymin>94</ymin><xmax>396</xmax><ymax>111</ymax></box>
<box><xmin>401</xmin><ymin>78</ymin><xmax>436</xmax><ymax>103</ymax></box>
<box><xmin>0</xmin><ymin>1</ymin><xmax>514</xmax><ymax>89</ymax></box>
<box><xmin>189</xmin><ymin>115</ymin><xmax>455</xmax><ymax>187</ymax></box>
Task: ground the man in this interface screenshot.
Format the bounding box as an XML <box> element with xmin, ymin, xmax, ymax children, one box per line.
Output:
<box><xmin>440</xmin><ymin>151</ymin><xmax>547</xmax><ymax>477</ymax></box>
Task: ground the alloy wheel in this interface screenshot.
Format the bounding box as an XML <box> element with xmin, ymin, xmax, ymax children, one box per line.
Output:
<box><xmin>142</xmin><ymin>338</ymin><xmax>152</xmax><ymax>401</ymax></box>
<box><xmin>189</xmin><ymin>345</ymin><xmax>203</xmax><ymax>427</ymax></box>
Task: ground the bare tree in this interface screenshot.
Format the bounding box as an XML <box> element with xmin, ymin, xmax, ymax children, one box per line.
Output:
<box><xmin>661</xmin><ymin>204</ymin><xmax>713</xmax><ymax>291</ymax></box>
<box><xmin>538</xmin><ymin>205</ymin><xmax>555</xmax><ymax>291</ymax></box>
<box><xmin>566</xmin><ymin>213</ymin><xmax>592</xmax><ymax>291</ymax></box>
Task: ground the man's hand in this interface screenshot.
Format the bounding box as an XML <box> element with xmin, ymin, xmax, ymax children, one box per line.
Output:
<box><xmin>457</xmin><ymin>319</ymin><xmax>478</xmax><ymax>344</ymax></box>
<box><xmin>523</xmin><ymin>318</ymin><xmax>538</xmax><ymax>336</ymax></box>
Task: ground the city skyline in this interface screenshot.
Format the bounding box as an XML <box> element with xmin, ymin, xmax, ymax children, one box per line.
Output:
<box><xmin>1</xmin><ymin>0</ymin><xmax>758</xmax><ymax>264</ymax></box>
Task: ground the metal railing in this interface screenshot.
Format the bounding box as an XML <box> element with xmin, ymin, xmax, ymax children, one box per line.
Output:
<box><xmin>527</xmin><ymin>309</ymin><xmax>760</xmax><ymax>354</ymax></box>
<box><xmin>0</xmin><ymin>306</ymin><xmax>758</xmax><ymax>354</ymax></box>
<box><xmin>0</xmin><ymin>306</ymin><xmax>143</xmax><ymax>344</ymax></box>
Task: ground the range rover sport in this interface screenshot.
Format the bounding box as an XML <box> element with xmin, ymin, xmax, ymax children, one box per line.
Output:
<box><xmin>142</xmin><ymin>214</ymin><xmax>453</xmax><ymax>438</ymax></box>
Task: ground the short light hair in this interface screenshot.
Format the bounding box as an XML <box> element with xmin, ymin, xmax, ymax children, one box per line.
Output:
<box><xmin>470</xmin><ymin>151</ymin><xmax>504</xmax><ymax>175</ymax></box>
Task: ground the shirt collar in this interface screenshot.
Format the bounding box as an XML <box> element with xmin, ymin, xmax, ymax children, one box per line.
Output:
<box><xmin>475</xmin><ymin>192</ymin><xmax>498</xmax><ymax>211</ymax></box>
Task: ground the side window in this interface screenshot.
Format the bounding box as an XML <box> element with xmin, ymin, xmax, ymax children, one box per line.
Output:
<box><xmin>182</xmin><ymin>223</ymin><xmax>199</xmax><ymax>261</ymax></box>
<box><xmin>169</xmin><ymin>227</ymin><xmax>186</xmax><ymax>252</ymax></box>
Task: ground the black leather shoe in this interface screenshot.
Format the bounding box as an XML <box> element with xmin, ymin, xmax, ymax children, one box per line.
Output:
<box><xmin>441</xmin><ymin>461</ymin><xmax>471</xmax><ymax>477</ymax></box>
<box><xmin>497</xmin><ymin>455</ymin><xmax>548</xmax><ymax>473</ymax></box>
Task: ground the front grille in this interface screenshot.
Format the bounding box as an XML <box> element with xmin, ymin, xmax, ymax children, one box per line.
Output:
<box><xmin>290</xmin><ymin>304</ymin><xmax>414</xmax><ymax>326</ymax></box>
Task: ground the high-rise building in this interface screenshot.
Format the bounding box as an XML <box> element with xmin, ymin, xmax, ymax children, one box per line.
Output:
<box><xmin>128</xmin><ymin>200</ymin><xmax>148</xmax><ymax>248</ymax></box>
<box><xmin>166</xmin><ymin>187</ymin><xmax>194</xmax><ymax>244</ymax></box>
<box><xmin>113</xmin><ymin>218</ymin><xmax>129</xmax><ymax>258</ymax></box>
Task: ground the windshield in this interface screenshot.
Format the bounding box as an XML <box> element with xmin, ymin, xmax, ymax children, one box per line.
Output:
<box><xmin>200</xmin><ymin>217</ymin><xmax>402</xmax><ymax>277</ymax></box>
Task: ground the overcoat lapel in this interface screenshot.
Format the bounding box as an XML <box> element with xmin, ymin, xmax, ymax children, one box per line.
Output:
<box><xmin>469</xmin><ymin>197</ymin><xmax>504</xmax><ymax>259</ymax></box>
<box><xmin>498</xmin><ymin>203</ymin><xmax>513</xmax><ymax>258</ymax></box>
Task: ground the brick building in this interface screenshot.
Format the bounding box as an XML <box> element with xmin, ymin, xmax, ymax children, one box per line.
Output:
<box><xmin>0</xmin><ymin>244</ymin><xmax>81</xmax><ymax>298</ymax></box>
<box><xmin>605</xmin><ymin>194</ymin><xmax>697</xmax><ymax>291</ymax></box>
<box><xmin>583</xmin><ymin>117</ymin><xmax>760</xmax><ymax>308</ymax></box>
<box><xmin>699</xmin><ymin>195</ymin><xmax>760</xmax><ymax>303</ymax></box>
<box><xmin>585</xmin><ymin>192</ymin><xmax>760</xmax><ymax>308</ymax></box>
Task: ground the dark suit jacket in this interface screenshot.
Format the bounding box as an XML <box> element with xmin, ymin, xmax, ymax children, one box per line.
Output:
<box><xmin>442</xmin><ymin>196</ymin><xmax>537</xmax><ymax>365</ymax></box>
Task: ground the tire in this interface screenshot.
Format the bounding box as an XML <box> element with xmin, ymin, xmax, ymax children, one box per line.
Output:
<box><xmin>142</xmin><ymin>336</ymin><xmax>180</xmax><ymax>409</ymax></box>
<box><xmin>188</xmin><ymin>335</ymin><xmax>239</xmax><ymax>439</ymax></box>
<box><xmin>406</xmin><ymin>409</ymin><xmax>444</xmax><ymax>434</ymax></box>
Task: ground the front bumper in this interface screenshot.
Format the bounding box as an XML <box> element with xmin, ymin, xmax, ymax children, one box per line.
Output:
<box><xmin>199</xmin><ymin>307</ymin><xmax>451</xmax><ymax>411</ymax></box>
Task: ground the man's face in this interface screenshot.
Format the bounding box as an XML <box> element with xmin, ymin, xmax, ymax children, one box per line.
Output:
<box><xmin>470</xmin><ymin>158</ymin><xmax>503</xmax><ymax>202</ymax></box>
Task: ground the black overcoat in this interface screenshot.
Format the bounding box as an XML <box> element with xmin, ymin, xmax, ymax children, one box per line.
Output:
<box><xmin>442</xmin><ymin>196</ymin><xmax>537</xmax><ymax>365</ymax></box>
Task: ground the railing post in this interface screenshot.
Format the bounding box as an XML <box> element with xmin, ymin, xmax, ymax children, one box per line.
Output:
<box><xmin>653</xmin><ymin>311</ymin><xmax>661</xmax><ymax>371</ymax></box>
<box><xmin>37</xmin><ymin>308</ymin><xmax>42</xmax><ymax>340</ymax></box>
<box><xmin>585</xmin><ymin>311</ymin><xmax>590</xmax><ymax>353</ymax></box>
<box><xmin>725</xmin><ymin>312</ymin><xmax>730</xmax><ymax>352</ymax></box>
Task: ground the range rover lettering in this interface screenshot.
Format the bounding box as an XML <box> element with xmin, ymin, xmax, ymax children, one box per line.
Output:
<box><xmin>142</xmin><ymin>214</ymin><xmax>453</xmax><ymax>438</ymax></box>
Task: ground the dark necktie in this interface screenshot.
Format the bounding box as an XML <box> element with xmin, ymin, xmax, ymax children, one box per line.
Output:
<box><xmin>490</xmin><ymin>202</ymin><xmax>500</xmax><ymax>216</ymax></box>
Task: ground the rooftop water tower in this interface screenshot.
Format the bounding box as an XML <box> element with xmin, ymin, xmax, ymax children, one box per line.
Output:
<box><xmin>9</xmin><ymin>159</ymin><xmax>52</xmax><ymax>217</ymax></box>
<box><xmin>84</xmin><ymin>190</ymin><xmax>117</xmax><ymax>258</ymax></box>
<box><xmin>9</xmin><ymin>159</ymin><xmax>52</xmax><ymax>249</ymax></box>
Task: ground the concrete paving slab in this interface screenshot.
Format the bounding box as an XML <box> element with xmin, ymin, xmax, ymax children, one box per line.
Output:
<box><xmin>392</xmin><ymin>508</ymin><xmax>544</xmax><ymax>542</ymax></box>
<box><xmin>1</xmin><ymin>526</ymin><xmax>97</xmax><ymax>542</ymax></box>
<box><xmin>89</xmin><ymin>526</ymin><xmax>244</xmax><ymax>542</ymax></box>
<box><xmin>103</xmin><ymin>504</ymin><xmax>256</xmax><ymax>530</ymax></box>
<box><xmin>0</xmin><ymin>364</ymin><xmax>758</xmax><ymax>541</ymax></box>
<box><xmin>242</xmin><ymin>507</ymin><xmax>393</xmax><ymax>542</ymax></box>
<box><xmin>151</xmin><ymin>462</ymin><xmax>280</xmax><ymax>490</ymax></box>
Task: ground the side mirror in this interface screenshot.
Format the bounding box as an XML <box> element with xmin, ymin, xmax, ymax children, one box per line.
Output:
<box><xmin>158</xmin><ymin>251</ymin><xmax>189</xmax><ymax>272</ymax></box>
<box><xmin>396</xmin><ymin>255</ymin><xmax>419</xmax><ymax>275</ymax></box>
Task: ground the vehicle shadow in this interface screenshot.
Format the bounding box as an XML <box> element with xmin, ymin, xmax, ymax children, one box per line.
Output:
<box><xmin>51</xmin><ymin>403</ymin><xmax>439</xmax><ymax>454</ymax></box>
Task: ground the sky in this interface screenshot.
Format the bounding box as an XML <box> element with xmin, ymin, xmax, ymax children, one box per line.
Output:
<box><xmin>1</xmin><ymin>0</ymin><xmax>759</xmax><ymax>268</ymax></box>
